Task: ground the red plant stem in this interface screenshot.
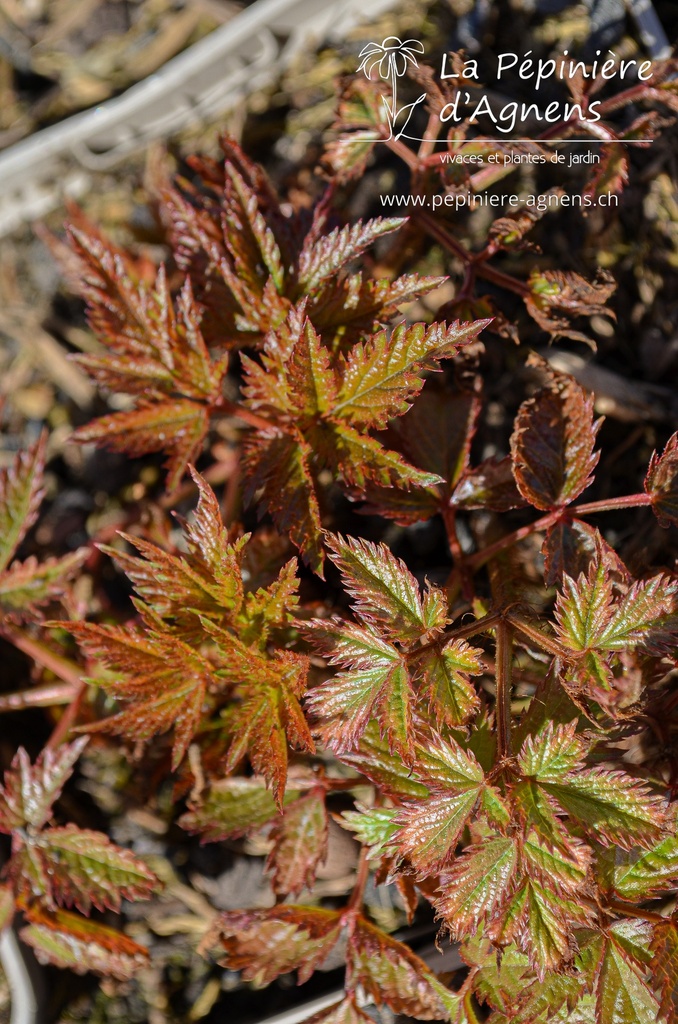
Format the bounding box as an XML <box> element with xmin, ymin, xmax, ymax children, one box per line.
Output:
<box><xmin>464</xmin><ymin>492</ymin><xmax>651</xmax><ymax>572</ymax></box>
<box><xmin>495</xmin><ymin>619</ymin><xmax>513</xmax><ymax>760</ymax></box>
<box><xmin>0</xmin><ymin>682</ymin><xmax>75</xmax><ymax>713</ymax></box>
<box><xmin>219</xmin><ymin>398</ymin><xmax>280</xmax><ymax>435</ymax></box>
<box><xmin>44</xmin><ymin>681</ymin><xmax>87</xmax><ymax>750</ymax></box>
<box><xmin>416</xmin><ymin>213</ymin><xmax>531</xmax><ymax>298</ymax></box>
<box><xmin>1</xmin><ymin>627</ymin><xmax>84</xmax><ymax>688</ymax></box>
<box><xmin>443</xmin><ymin>508</ymin><xmax>474</xmax><ymax>601</ymax></box>
<box><xmin>345</xmin><ymin>845</ymin><xmax>371</xmax><ymax>917</ymax></box>
<box><xmin>507</xmin><ymin>613</ymin><xmax>569</xmax><ymax>659</ymax></box>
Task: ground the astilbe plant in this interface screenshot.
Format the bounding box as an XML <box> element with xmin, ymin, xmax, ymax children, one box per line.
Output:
<box><xmin>1</xmin><ymin>62</ymin><xmax>678</xmax><ymax>1022</ymax></box>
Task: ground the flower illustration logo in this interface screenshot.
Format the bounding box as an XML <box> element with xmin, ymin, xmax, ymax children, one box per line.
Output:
<box><xmin>357</xmin><ymin>37</ymin><xmax>426</xmax><ymax>139</ymax></box>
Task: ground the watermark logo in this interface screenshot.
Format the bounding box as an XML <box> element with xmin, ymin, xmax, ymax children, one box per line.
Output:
<box><xmin>357</xmin><ymin>37</ymin><xmax>426</xmax><ymax>140</ymax></box>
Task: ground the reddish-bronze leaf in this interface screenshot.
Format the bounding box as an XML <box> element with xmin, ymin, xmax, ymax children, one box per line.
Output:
<box><xmin>200</xmin><ymin>906</ymin><xmax>342</xmax><ymax>985</ymax></box>
<box><xmin>0</xmin><ymin>739</ymin><xmax>88</xmax><ymax>834</ymax></box>
<box><xmin>451</xmin><ymin>455</ymin><xmax>526</xmax><ymax>512</ymax></box>
<box><xmin>0</xmin><ymin>433</ymin><xmax>46</xmax><ymax>574</ymax></box>
<box><xmin>348</xmin><ymin>917</ymin><xmax>455</xmax><ymax>1020</ymax></box>
<box><xmin>645</xmin><ymin>432</ymin><xmax>678</xmax><ymax>528</ymax></box>
<box><xmin>66</xmin><ymin>623</ymin><xmax>213</xmax><ymax>769</ymax></box>
<box><xmin>510</xmin><ymin>362</ymin><xmax>601</xmax><ymax>510</ymax></box>
<box><xmin>541</xmin><ymin>517</ymin><xmax>599</xmax><ymax>587</ymax></box>
<box><xmin>267</xmin><ymin>790</ymin><xmax>328</xmax><ymax>896</ymax></box>
<box><xmin>244</xmin><ymin>429</ymin><xmax>324</xmax><ymax>575</ymax></box>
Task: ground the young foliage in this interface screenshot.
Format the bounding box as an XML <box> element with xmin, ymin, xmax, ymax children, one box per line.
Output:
<box><xmin>0</xmin><ymin>435</ymin><xmax>87</xmax><ymax>619</ymax></box>
<box><xmin>58</xmin><ymin>470</ymin><xmax>312</xmax><ymax>802</ymax></box>
<box><xmin>0</xmin><ymin>740</ymin><xmax>158</xmax><ymax>976</ymax></box>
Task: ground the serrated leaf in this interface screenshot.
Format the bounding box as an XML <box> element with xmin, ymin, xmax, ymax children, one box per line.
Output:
<box><xmin>603</xmin><ymin>835</ymin><xmax>678</xmax><ymax>901</ymax></box>
<box><xmin>348</xmin><ymin>917</ymin><xmax>454</xmax><ymax>1019</ymax></box>
<box><xmin>267</xmin><ymin>790</ymin><xmax>328</xmax><ymax>896</ymax></box>
<box><xmin>542</xmin><ymin>518</ymin><xmax>599</xmax><ymax>588</ymax></box>
<box><xmin>554</xmin><ymin>559</ymin><xmax>614</xmax><ymax>652</ymax></box>
<box><xmin>339</xmin><ymin>723</ymin><xmax>429</xmax><ymax>801</ymax></box>
<box><xmin>510</xmin><ymin>365</ymin><xmax>601</xmax><ymax>510</ymax></box>
<box><xmin>244</xmin><ymin>430</ymin><xmax>324</xmax><ymax>575</ymax></box>
<box><xmin>179</xmin><ymin>777</ymin><xmax>289</xmax><ymax>841</ymax></box>
<box><xmin>224</xmin><ymin>652</ymin><xmax>314</xmax><ymax>806</ymax></box>
<box><xmin>521</xmin><ymin>829</ymin><xmax>591</xmax><ymax>894</ymax></box>
<box><xmin>35</xmin><ymin>825</ymin><xmax>158</xmax><ymax>913</ymax></box>
<box><xmin>395</xmin><ymin>739</ymin><xmax>486</xmax><ymax>874</ymax></box>
<box><xmin>594</xmin><ymin>928</ymin><xmax>660</xmax><ymax>1024</ymax></box>
<box><xmin>596</xmin><ymin>574</ymin><xmax>677</xmax><ymax>650</ymax></box>
<box><xmin>0</xmin><ymin>549</ymin><xmax>88</xmax><ymax>618</ymax></box>
<box><xmin>333</xmin><ymin>320</ymin><xmax>488</xmax><ymax>430</ymax></box>
<box><xmin>286</xmin><ymin>320</ymin><xmax>338</xmax><ymax>416</ymax></box>
<box><xmin>451</xmin><ymin>455</ymin><xmax>527</xmax><ymax>512</ymax></box>
<box><xmin>327</xmin><ymin>421</ymin><xmax>443</xmax><ymax>492</ymax></box>
<box><xmin>201</xmin><ymin>906</ymin><xmax>342</xmax><ymax>985</ymax></box>
<box><xmin>340</xmin><ymin>805</ymin><xmax>399</xmax><ymax>861</ymax></box>
<box><xmin>542</xmin><ymin>769</ymin><xmax>666</xmax><ymax>851</ymax></box>
<box><xmin>323</xmin><ymin>534</ymin><xmax>428</xmax><ymax>641</ymax></box>
<box><xmin>67</xmin><ymin>624</ymin><xmax>213</xmax><ymax>769</ymax></box>
<box><xmin>73</xmin><ymin>399</ymin><xmax>210</xmax><ymax>494</ymax></box>
<box><xmin>651</xmin><ymin>918</ymin><xmax>678</xmax><ymax>1020</ymax></box>
<box><xmin>645</xmin><ymin>432</ymin><xmax>678</xmax><ymax>528</ymax></box>
<box><xmin>306</xmin><ymin>650</ymin><xmax>413</xmax><ymax>760</ymax></box>
<box><xmin>518</xmin><ymin>722</ymin><xmax>583</xmax><ymax>781</ymax></box>
<box><xmin>435</xmin><ymin>836</ymin><xmax>518</xmax><ymax>937</ymax></box>
<box><xmin>414</xmin><ymin>639</ymin><xmax>483</xmax><ymax>729</ymax></box>
<box><xmin>298</xmin><ymin>218</ymin><xmax>404</xmax><ymax>293</ymax></box>
<box><xmin>499</xmin><ymin>879</ymin><xmax>574</xmax><ymax>978</ymax></box>
<box><xmin>20</xmin><ymin>905</ymin><xmax>149</xmax><ymax>980</ymax></box>
<box><xmin>0</xmin><ymin>434</ymin><xmax>46</xmax><ymax>574</ymax></box>
<box><xmin>0</xmin><ymin>738</ymin><xmax>88</xmax><ymax>833</ymax></box>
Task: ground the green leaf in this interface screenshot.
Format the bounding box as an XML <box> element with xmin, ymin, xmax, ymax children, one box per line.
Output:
<box><xmin>596</xmin><ymin>574</ymin><xmax>677</xmax><ymax>650</ymax></box>
<box><xmin>413</xmin><ymin>639</ymin><xmax>483</xmax><ymax>729</ymax></box>
<box><xmin>21</xmin><ymin>906</ymin><xmax>149</xmax><ymax>980</ymax></box>
<box><xmin>435</xmin><ymin>836</ymin><xmax>518</xmax><ymax>937</ymax></box>
<box><xmin>0</xmin><ymin>550</ymin><xmax>88</xmax><ymax>618</ymax></box>
<box><xmin>324</xmin><ymin>534</ymin><xmax>429</xmax><ymax>641</ymax></box>
<box><xmin>36</xmin><ymin>825</ymin><xmax>158</xmax><ymax>913</ymax></box>
<box><xmin>178</xmin><ymin>777</ymin><xmax>288</xmax><ymax>841</ymax></box>
<box><xmin>542</xmin><ymin>769</ymin><xmax>666</xmax><ymax>850</ymax></box>
<box><xmin>333</xmin><ymin>320</ymin><xmax>488</xmax><ymax>430</ymax></box>
<box><xmin>522</xmin><ymin>829</ymin><xmax>591</xmax><ymax>893</ymax></box>
<box><xmin>298</xmin><ymin>218</ymin><xmax>405</xmax><ymax>293</ymax></box>
<box><xmin>0</xmin><ymin>434</ymin><xmax>46</xmax><ymax>574</ymax></box>
<box><xmin>500</xmin><ymin>879</ymin><xmax>574</xmax><ymax>978</ymax></box>
<box><xmin>328</xmin><ymin>421</ymin><xmax>443</xmax><ymax>491</ymax></box>
<box><xmin>340</xmin><ymin>805</ymin><xmax>399</xmax><ymax>861</ymax></box>
<box><xmin>554</xmin><ymin>559</ymin><xmax>613</xmax><ymax>652</ymax></box>
<box><xmin>517</xmin><ymin>721</ymin><xmax>583</xmax><ymax>781</ymax></box>
<box><xmin>286</xmin><ymin>320</ymin><xmax>338</xmax><ymax>416</ymax></box>
<box><xmin>339</xmin><ymin>723</ymin><xmax>429</xmax><ymax>801</ymax></box>
<box><xmin>306</xmin><ymin>653</ymin><xmax>413</xmax><ymax>760</ymax></box>
<box><xmin>594</xmin><ymin>928</ymin><xmax>660</xmax><ymax>1024</ymax></box>
<box><xmin>395</xmin><ymin>738</ymin><xmax>487</xmax><ymax>874</ymax></box>
<box><xmin>602</xmin><ymin>835</ymin><xmax>678</xmax><ymax>901</ymax></box>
